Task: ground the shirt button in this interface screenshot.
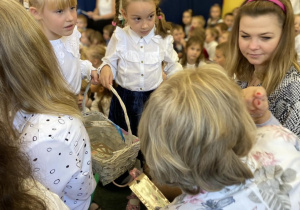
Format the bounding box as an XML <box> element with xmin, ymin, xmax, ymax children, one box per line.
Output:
<box><xmin>140</xmin><ymin>46</ymin><xmax>143</xmax><ymax>48</ymax></box>
<box><xmin>141</xmin><ymin>61</ymin><xmax>143</xmax><ymax>63</ymax></box>
<box><xmin>141</xmin><ymin>74</ymin><xmax>144</xmax><ymax>76</ymax></box>
<box><xmin>140</xmin><ymin>88</ymin><xmax>143</xmax><ymax>90</ymax></box>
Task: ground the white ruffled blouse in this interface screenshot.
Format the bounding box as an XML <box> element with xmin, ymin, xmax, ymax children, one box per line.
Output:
<box><xmin>51</xmin><ymin>26</ymin><xmax>95</xmax><ymax>94</ymax></box>
<box><xmin>99</xmin><ymin>26</ymin><xmax>182</xmax><ymax>91</ymax></box>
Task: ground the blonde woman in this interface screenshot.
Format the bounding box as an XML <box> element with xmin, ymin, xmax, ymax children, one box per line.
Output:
<box><xmin>0</xmin><ymin>1</ymin><xmax>96</xmax><ymax>209</ymax></box>
<box><xmin>139</xmin><ymin>65</ymin><xmax>300</xmax><ymax>209</ymax></box>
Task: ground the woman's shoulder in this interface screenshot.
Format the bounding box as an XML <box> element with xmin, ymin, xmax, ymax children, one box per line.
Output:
<box><xmin>21</xmin><ymin>113</ymin><xmax>85</xmax><ymax>143</ymax></box>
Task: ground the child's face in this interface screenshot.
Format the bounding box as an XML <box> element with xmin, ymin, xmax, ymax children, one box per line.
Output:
<box><xmin>210</xmin><ymin>6</ymin><xmax>221</xmax><ymax>20</ymax></box>
<box><xmin>239</xmin><ymin>14</ymin><xmax>282</xmax><ymax>70</ymax></box>
<box><xmin>172</xmin><ymin>29</ymin><xmax>184</xmax><ymax>43</ymax></box>
<box><xmin>36</xmin><ymin>2</ymin><xmax>77</xmax><ymax>40</ymax></box>
<box><xmin>80</xmin><ymin>32</ymin><xmax>91</xmax><ymax>46</ymax></box>
<box><xmin>219</xmin><ymin>32</ymin><xmax>229</xmax><ymax>44</ymax></box>
<box><xmin>187</xmin><ymin>43</ymin><xmax>201</xmax><ymax>65</ymax></box>
<box><xmin>122</xmin><ymin>1</ymin><xmax>156</xmax><ymax>37</ymax></box>
<box><xmin>103</xmin><ymin>30</ymin><xmax>110</xmax><ymax>41</ymax></box>
<box><xmin>77</xmin><ymin>19</ymin><xmax>87</xmax><ymax>30</ymax></box>
<box><xmin>295</xmin><ymin>16</ymin><xmax>300</xmax><ymax>36</ymax></box>
<box><xmin>191</xmin><ymin>18</ymin><xmax>201</xmax><ymax>28</ymax></box>
<box><xmin>77</xmin><ymin>90</ymin><xmax>88</xmax><ymax>111</ymax></box>
<box><xmin>214</xmin><ymin>49</ymin><xmax>226</xmax><ymax>67</ymax></box>
<box><xmin>182</xmin><ymin>12</ymin><xmax>192</xmax><ymax>25</ymax></box>
<box><xmin>224</xmin><ymin>15</ymin><xmax>234</xmax><ymax>28</ymax></box>
<box><xmin>205</xmin><ymin>29</ymin><xmax>215</xmax><ymax>43</ymax></box>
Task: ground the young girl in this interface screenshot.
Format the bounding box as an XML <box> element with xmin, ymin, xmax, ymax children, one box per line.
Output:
<box><xmin>206</xmin><ymin>3</ymin><xmax>223</xmax><ymax>28</ymax></box>
<box><xmin>214</xmin><ymin>42</ymin><xmax>227</xmax><ymax>68</ymax></box>
<box><xmin>204</xmin><ymin>27</ymin><xmax>219</xmax><ymax>61</ymax></box>
<box><xmin>227</xmin><ymin>0</ymin><xmax>300</xmax><ymax>137</ymax></box>
<box><xmin>138</xmin><ymin>64</ymin><xmax>300</xmax><ymax>210</ymax></box>
<box><xmin>181</xmin><ymin>36</ymin><xmax>207</xmax><ymax>69</ymax></box>
<box><xmin>29</xmin><ymin>0</ymin><xmax>99</xmax><ymax>95</ymax></box>
<box><xmin>0</xmin><ymin>1</ymin><xmax>96</xmax><ymax>209</ymax></box>
<box><xmin>182</xmin><ymin>9</ymin><xmax>193</xmax><ymax>38</ymax></box>
<box><xmin>103</xmin><ymin>24</ymin><xmax>115</xmax><ymax>46</ymax></box>
<box><xmin>99</xmin><ymin>0</ymin><xmax>182</xmax><ymax>135</ymax></box>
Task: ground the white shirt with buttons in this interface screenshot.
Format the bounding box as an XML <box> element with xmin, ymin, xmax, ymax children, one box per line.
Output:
<box><xmin>99</xmin><ymin>26</ymin><xmax>182</xmax><ymax>91</ymax></box>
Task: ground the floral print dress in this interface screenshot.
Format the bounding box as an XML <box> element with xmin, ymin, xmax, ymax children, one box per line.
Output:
<box><xmin>161</xmin><ymin>125</ymin><xmax>300</xmax><ymax>210</ymax></box>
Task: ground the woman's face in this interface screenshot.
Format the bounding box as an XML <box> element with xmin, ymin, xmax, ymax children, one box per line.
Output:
<box><xmin>238</xmin><ymin>14</ymin><xmax>282</xmax><ymax>70</ymax></box>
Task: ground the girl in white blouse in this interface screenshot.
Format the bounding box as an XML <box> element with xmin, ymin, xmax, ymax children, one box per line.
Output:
<box><xmin>0</xmin><ymin>2</ymin><xmax>96</xmax><ymax>210</ymax></box>
<box><xmin>99</xmin><ymin>0</ymin><xmax>182</xmax><ymax>135</ymax></box>
<box><xmin>29</xmin><ymin>0</ymin><xmax>99</xmax><ymax>95</ymax></box>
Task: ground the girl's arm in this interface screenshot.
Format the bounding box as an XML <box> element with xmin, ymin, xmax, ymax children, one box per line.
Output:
<box><xmin>87</xmin><ymin>0</ymin><xmax>100</xmax><ymax>17</ymax></box>
<box><xmin>92</xmin><ymin>0</ymin><xmax>116</xmax><ymax>21</ymax></box>
<box><xmin>98</xmin><ymin>30</ymin><xmax>120</xmax><ymax>89</ymax></box>
<box><xmin>163</xmin><ymin>36</ymin><xmax>183</xmax><ymax>77</ymax></box>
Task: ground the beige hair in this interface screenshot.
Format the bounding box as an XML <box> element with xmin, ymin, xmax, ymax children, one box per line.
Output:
<box><xmin>216</xmin><ymin>42</ymin><xmax>228</xmax><ymax>58</ymax></box>
<box><xmin>226</xmin><ymin>0</ymin><xmax>300</xmax><ymax>95</ymax></box>
<box><xmin>29</xmin><ymin>0</ymin><xmax>77</xmax><ymax>10</ymax></box>
<box><xmin>0</xmin><ymin>0</ymin><xmax>80</xmax><ymax>136</ymax></box>
<box><xmin>192</xmin><ymin>15</ymin><xmax>205</xmax><ymax>28</ymax></box>
<box><xmin>139</xmin><ymin>64</ymin><xmax>255</xmax><ymax>194</ymax></box>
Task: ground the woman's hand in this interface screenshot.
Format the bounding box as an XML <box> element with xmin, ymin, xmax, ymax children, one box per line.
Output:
<box><xmin>242</xmin><ymin>86</ymin><xmax>271</xmax><ymax>124</ymax></box>
<box><xmin>99</xmin><ymin>65</ymin><xmax>113</xmax><ymax>90</ymax></box>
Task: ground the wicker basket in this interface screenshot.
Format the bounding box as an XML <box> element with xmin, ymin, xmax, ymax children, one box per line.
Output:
<box><xmin>82</xmin><ymin>84</ymin><xmax>140</xmax><ymax>185</ymax></box>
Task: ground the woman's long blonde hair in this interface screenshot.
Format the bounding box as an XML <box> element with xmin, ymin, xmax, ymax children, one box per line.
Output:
<box><xmin>0</xmin><ymin>0</ymin><xmax>80</xmax><ymax>136</ymax></box>
<box><xmin>226</xmin><ymin>0</ymin><xmax>300</xmax><ymax>95</ymax></box>
<box><xmin>139</xmin><ymin>64</ymin><xmax>255</xmax><ymax>194</ymax></box>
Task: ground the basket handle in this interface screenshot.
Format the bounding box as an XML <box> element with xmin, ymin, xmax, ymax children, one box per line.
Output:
<box><xmin>82</xmin><ymin>81</ymin><xmax>132</xmax><ymax>136</ymax></box>
<box><xmin>109</xmin><ymin>85</ymin><xmax>132</xmax><ymax>136</ymax></box>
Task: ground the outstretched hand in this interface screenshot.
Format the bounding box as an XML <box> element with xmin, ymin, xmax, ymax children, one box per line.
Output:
<box><xmin>99</xmin><ymin>65</ymin><xmax>113</xmax><ymax>90</ymax></box>
<box><xmin>242</xmin><ymin>86</ymin><xmax>270</xmax><ymax>124</ymax></box>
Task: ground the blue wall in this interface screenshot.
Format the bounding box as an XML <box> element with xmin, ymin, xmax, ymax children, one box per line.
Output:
<box><xmin>160</xmin><ymin>0</ymin><xmax>223</xmax><ymax>25</ymax></box>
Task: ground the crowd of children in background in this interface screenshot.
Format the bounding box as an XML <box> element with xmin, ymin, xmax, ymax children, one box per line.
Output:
<box><xmin>5</xmin><ymin>0</ymin><xmax>300</xmax><ymax>210</ymax></box>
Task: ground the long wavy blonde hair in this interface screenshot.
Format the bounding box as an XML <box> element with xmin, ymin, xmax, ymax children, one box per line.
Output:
<box><xmin>226</xmin><ymin>0</ymin><xmax>300</xmax><ymax>95</ymax></box>
<box><xmin>139</xmin><ymin>64</ymin><xmax>255</xmax><ymax>194</ymax></box>
<box><xmin>0</xmin><ymin>0</ymin><xmax>80</xmax><ymax>136</ymax></box>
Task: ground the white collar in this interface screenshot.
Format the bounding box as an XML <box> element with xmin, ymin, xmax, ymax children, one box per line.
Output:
<box><xmin>128</xmin><ymin>26</ymin><xmax>155</xmax><ymax>44</ymax></box>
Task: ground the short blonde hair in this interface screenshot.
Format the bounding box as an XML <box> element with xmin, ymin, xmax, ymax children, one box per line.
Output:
<box><xmin>139</xmin><ymin>64</ymin><xmax>255</xmax><ymax>194</ymax></box>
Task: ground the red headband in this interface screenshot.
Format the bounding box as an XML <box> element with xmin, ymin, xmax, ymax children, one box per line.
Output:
<box><xmin>247</xmin><ymin>0</ymin><xmax>286</xmax><ymax>13</ymax></box>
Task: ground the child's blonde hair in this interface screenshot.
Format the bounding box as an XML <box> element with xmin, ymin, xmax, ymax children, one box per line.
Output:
<box><xmin>206</xmin><ymin>27</ymin><xmax>219</xmax><ymax>41</ymax></box>
<box><xmin>113</xmin><ymin>0</ymin><xmax>171</xmax><ymax>38</ymax></box>
<box><xmin>29</xmin><ymin>0</ymin><xmax>77</xmax><ymax>10</ymax></box>
<box><xmin>192</xmin><ymin>15</ymin><xmax>205</xmax><ymax>28</ymax></box>
<box><xmin>216</xmin><ymin>42</ymin><xmax>228</xmax><ymax>58</ymax></box>
<box><xmin>139</xmin><ymin>64</ymin><xmax>255</xmax><ymax>194</ymax></box>
<box><xmin>103</xmin><ymin>24</ymin><xmax>115</xmax><ymax>38</ymax></box>
<box><xmin>226</xmin><ymin>0</ymin><xmax>300</xmax><ymax>95</ymax></box>
<box><xmin>181</xmin><ymin>36</ymin><xmax>205</xmax><ymax>67</ymax></box>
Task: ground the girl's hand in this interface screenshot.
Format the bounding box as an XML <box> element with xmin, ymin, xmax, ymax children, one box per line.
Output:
<box><xmin>99</xmin><ymin>65</ymin><xmax>113</xmax><ymax>90</ymax></box>
<box><xmin>91</xmin><ymin>70</ymin><xmax>99</xmax><ymax>85</ymax></box>
<box><xmin>87</xmin><ymin>11</ymin><xmax>94</xmax><ymax>18</ymax></box>
<box><xmin>242</xmin><ymin>86</ymin><xmax>270</xmax><ymax>124</ymax></box>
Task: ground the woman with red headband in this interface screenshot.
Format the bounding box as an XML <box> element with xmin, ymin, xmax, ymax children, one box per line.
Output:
<box><xmin>227</xmin><ymin>0</ymin><xmax>300</xmax><ymax>137</ymax></box>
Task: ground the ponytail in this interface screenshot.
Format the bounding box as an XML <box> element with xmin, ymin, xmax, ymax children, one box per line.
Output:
<box><xmin>112</xmin><ymin>0</ymin><xmax>124</xmax><ymax>28</ymax></box>
<box><xmin>155</xmin><ymin>6</ymin><xmax>171</xmax><ymax>38</ymax></box>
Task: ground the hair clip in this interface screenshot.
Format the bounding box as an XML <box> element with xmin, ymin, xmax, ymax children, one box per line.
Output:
<box><xmin>112</xmin><ymin>21</ymin><xmax>117</xmax><ymax>26</ymax></box>
<box><xmin>158</xmin><ymin>15</ymin><xmax>162</xmax><ymax>20</ymax></box>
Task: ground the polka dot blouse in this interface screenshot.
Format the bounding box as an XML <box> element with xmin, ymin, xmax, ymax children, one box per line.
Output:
<box><xmin>14</xmin><ymin>111</ymin><xmax>96</xmax><ymax>210</ymax></box>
